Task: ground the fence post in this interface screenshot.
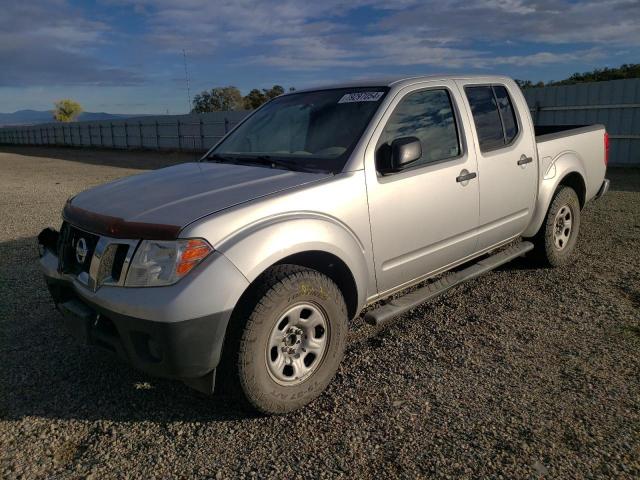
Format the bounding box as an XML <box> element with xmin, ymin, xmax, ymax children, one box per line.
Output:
<box><xmin>99</xmin><ymin>124</ymin><xmax>103</xmax><ymax>147</ymax></box>
<box><xmin>124</xmin><ymin>121</ymin><xmax>129</xmax><ymax>148</ymax></box>
<box><xmin>139</xmin><ymin>121</ymin><xmax>143</xmax><ymax>148</ymax></box>
<box><xmin>155</xmin><ymin>120</ymin><xmax>160</xmax><ymax>148</ymax></box>
<box><xmin>110</xmin><ymin>122</ymin><xmax>115</xmax><ymax>147</ymax></box>
<box><xmin>199</xmin><ymin>117</ymin><xmax>204</xmax><ymax>150</ymax></box>
<box><xmin>177</xmin><ymin>119</ymin><xmax>182</xmax><ymax>151</ymax></box>
<box><xmin>224</xmin><ymin>118</ymin><xmax>229</xmax><ymax>134</ymax></box>
<box><xmin>89</xmin><ymin>124</ymin><xmax>93</xmax><ymax>147</ymax></box>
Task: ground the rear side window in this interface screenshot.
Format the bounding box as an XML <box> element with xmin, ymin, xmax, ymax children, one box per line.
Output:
<box><xmin>377</xmin><ymin>89</ymin><xmax>461</xmax><ymax>169</ymax></box>
<box><xmin>465</xmin><ymin>85</ymin><xmax>519</xmax><ymax>151</ymax></box>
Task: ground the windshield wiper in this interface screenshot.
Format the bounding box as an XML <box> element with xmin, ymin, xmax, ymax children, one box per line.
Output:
<box><xmin>207</xmin><ymin>153</ymin><xmax>314</xmax><ymax>172</ymax></box>
<box><xmin>207</xmin><ymin>153</ymin><xmax>237</xmax><ymax>164</ymax></box>
<box><xmin>235</xmin><ymin>155</ymin><xmax>301</xmax><ymax>171</ymax></box>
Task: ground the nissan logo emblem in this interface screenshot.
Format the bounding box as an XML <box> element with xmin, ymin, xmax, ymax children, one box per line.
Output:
<box><xmin>75</xmin><ymin>237</ymin><xmax>88</xmax><ymax>264</ymax></box>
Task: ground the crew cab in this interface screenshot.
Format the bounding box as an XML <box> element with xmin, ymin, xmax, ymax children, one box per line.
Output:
<box><xmin>38</xmin><ymin>75</ymin><xmax>609</xmax><ymax>413</ymax></box>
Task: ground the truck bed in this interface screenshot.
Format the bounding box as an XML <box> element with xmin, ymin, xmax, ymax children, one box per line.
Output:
<box><xmin>534</xmin><ymin>123</ymin><xmax>607</xmax><ymax>204</ymax></box>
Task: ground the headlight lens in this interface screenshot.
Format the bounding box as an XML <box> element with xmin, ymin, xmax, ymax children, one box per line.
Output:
<box><xmin>125</xmin><ymin>238</ymin><xmax>213</xmax><ymax>287</ymax></box>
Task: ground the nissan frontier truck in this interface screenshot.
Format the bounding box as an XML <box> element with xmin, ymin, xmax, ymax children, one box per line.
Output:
<box><xmin>38</xmin><ymin>75</ymin><xmax>609</xmax><ymax>413</ymax></box>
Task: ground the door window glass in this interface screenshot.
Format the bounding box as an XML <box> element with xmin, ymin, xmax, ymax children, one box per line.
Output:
<box><xmin>465</xmin><ymin>85</ymin><xmax>519</xmax><ymax>151</ymax></box>
<box><xmin>378</xmin><ymin>89</ymin><xmax>460</xmax><ymax>170</ymax></box>
<box><xmin>465</xmin><ymin>86</ymin><xmax>504</xmax><ymax>151</ymax></box>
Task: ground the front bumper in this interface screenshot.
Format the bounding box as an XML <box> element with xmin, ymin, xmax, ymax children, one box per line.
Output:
<box><xmin>39</xmin><ymin>229</ymin><xmax>249</xmax><ymax>390</ymax></box>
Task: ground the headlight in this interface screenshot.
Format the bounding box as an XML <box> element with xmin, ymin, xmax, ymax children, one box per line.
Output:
<box><xmin>125</xmin><ymin>238</ymin><xmax>213</xmax><ymax>287</ymax></box>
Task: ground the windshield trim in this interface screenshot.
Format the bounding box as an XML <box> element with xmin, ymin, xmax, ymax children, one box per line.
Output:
<box><xmin>202</xmin><ymin>86</ymin><xmax>390</xmax><ymax>174</ymax></box>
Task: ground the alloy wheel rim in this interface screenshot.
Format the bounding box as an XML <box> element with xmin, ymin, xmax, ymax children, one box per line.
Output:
<box><xmin>266</xmin><ymin>303</ymin><xmax>329</xmax><ymax>386</ymax></box>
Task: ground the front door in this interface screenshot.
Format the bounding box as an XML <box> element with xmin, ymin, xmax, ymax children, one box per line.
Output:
<box><xmin>365</xmin><ymin>81</ymin><xmax>480</xmax><ymax>295</ymax></box>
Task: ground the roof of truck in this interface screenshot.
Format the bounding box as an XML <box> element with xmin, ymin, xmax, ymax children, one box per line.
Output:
<box><xmin>291</xmin><ymin>74</ymin><xmax>513</xmax><ymax>94</ymax></box>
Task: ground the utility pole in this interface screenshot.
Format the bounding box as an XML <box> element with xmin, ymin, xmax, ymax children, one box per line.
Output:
<box><xmin>183</xmin><ymin>49</ymin><xmax>192</xmax><ymax>114</ymax></box>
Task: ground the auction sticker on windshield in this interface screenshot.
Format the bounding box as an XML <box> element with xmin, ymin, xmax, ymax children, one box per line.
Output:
<box><xmin>338</xmin><ymin>92</ymin><xmax>385</xmax><ymax>103</ymax></box>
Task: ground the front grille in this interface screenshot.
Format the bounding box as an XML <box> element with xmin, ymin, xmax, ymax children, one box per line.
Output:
<box><xmin>59</xmin><ymin>222</ymin><xmax>100</xmax><ymax>276</ymax></box>
<box><xmin>57</xmin><ymin>222</ymin><xmax>138</xmax><ymax>289</ymax></box>
<box><xmin>95</xmin><ymin>243</ymin><xmax>130</xmax><ymax>285</ymax></box>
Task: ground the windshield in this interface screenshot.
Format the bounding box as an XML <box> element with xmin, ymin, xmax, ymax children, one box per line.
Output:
<box><xmin>208</xmin><ymin>87</ymin><xmax>389</xmax><ymax>173</ymax></box>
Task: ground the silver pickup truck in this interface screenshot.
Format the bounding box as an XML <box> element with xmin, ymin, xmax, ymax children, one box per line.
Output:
<box><xmin>39</xmin><ymin>75</ymin><xmax>609</xmax><ymax>413</ymax></box>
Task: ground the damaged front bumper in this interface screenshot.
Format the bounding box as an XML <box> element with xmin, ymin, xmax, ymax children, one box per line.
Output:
<box><xmin>37</xmin><ymin>227</ymin><xmax>249</xmax><ymax>393</ymax></box>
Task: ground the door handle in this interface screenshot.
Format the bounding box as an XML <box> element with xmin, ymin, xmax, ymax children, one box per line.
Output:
<box><xmin>517</xmin><ymin>155</ymin><xmax>533</xmax><ymax>166</ymax></box>
<box><xmin>456</xmin><ymin>170</ymin><xmax>477</xmax><ymax>183</ymax></box>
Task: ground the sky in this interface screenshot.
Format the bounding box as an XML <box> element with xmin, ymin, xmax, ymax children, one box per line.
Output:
<box><xmin>1</xmin><ymin>0</ymin><xmax>638</xmax><ymax>114</ymax></box>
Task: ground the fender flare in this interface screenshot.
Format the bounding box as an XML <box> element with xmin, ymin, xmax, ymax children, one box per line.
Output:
<box><xmin>523</xmin><ymin>150</ymin><xmax>587</xmax><ymax>238</ymax></box>
<box><xmin>214</xmin><ymin>211</ymin><xmax>371</xmax><ymax>313</ymax></box>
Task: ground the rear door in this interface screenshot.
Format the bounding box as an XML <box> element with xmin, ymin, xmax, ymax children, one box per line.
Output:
<box><xmin>456</xmin><ymin>80</ymin><xmax>537</xmax><ymax>250</ymax></box>
<box><xmin>365</xmin><ymin>81</ymin><xmax>480</xmax><ymax>295</ymax></box>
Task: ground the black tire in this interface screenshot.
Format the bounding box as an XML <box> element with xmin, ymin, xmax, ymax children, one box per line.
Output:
<box><xmin>530</xmin><ymin>186</ymin><xmax>581</xmax><ymax>267</ymax></box>
<box><xmin>222</xmin><ymin>264</ymin><xmax>348</xmax><ymax>414</ymax></box>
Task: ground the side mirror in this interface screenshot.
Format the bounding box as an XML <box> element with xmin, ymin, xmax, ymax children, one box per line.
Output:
<box><xmin>390</xmin><ymin>137</ymin><xmax>422</xmax><ymax>171</ymax></box>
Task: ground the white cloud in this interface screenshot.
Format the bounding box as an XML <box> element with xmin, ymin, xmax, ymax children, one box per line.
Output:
<box><xmin>110</xmin><ymin>0</ymin><xmax>638</xmax><ymax>72</ymax></box>
<box><xmin>0</xmin><ymin>1</ymin><xmax>141</xmax><ymax>86</ymax></box>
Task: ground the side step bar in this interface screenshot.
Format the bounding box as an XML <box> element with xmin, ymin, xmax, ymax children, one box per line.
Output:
<box><xmin>364</xmin><ymin>241</ymin><xmax>534</xmax><ymax>326</ymax></box>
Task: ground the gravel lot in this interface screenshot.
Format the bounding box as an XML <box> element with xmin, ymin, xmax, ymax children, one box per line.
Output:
<box><xmin>1</xmin><ymin>146</ymin><xmax>638</xmax><ymax>479</ymax></box>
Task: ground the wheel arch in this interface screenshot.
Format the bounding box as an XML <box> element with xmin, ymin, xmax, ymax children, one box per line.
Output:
<box><xmin>273</xmin><ymin>251</ymin><xmax>359</xmax><ymax>320</ymax></box>
<box><xmin>558</xmin><ymin>171</ymin><xmax>586</xmax><ymax>208</ymax></box>
<box><xmin>523</xmin><ymin>152</ymin><xmax>587</xmax><ymax>238</ymax></box>
<box><xmin>217</xmin><ymin>214</ymin><xmax>372</xmax><ymax>320</ymax></box>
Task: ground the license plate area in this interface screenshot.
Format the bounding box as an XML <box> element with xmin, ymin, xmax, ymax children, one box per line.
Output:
<box><xmin>57</xmin><ymin>299</ymin><xmax>96</xmax><ymax>344</ymax></box>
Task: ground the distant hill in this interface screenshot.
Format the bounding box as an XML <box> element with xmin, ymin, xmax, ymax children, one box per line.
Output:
<box><xmin>0</xmin><ymin>110</ymin><xmax>143</xmax><ymax>126</ymax></box>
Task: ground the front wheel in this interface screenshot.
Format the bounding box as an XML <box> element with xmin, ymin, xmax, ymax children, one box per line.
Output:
<box><xmin>225</xmin><ymin>265</ymin><xmax>348</xmax><ymax>414</ymax></box>
<box><xmin>530</xmin><ymin>186</ymin><xmax>581</xmax><ymax>267</ymax></box>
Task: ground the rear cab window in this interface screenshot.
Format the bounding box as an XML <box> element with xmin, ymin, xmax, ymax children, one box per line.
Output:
<box><xmin>465</xmin><ymin>85</ymin><xmax>519</xmax><ymax>152</ymax></box>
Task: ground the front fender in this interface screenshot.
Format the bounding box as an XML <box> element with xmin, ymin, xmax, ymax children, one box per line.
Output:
<box><xmin>523</xmin><ymin>151</ymin><xmax>586</xmax><ymax>238</ymax></box>
<box><xmin>214</xmin><ymin>212</ymin><xmax>370</xmax><ymax>312</ymax></box>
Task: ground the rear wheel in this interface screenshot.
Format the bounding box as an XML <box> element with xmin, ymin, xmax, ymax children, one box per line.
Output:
<box><xmin>223</xmin><ymin>265</ymin><xmax>348</xmax><ymax>414</ymax></box>
<box><xmin>531</xmin><ymin>186</ymin><xmax>581</xmax><ymax>267</ymax></box>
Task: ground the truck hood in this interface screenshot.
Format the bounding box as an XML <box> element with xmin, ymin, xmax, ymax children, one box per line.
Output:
<box><xmin>65</xmin><ymin>162</ymin><xmax>331</xmax><ymax>239</ymax></box>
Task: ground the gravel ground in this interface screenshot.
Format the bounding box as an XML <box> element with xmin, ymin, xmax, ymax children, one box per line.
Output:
<box><xmin>1</xmin><ymin>146</ymin><xmax>639</xmax><ymax>479</ymax></box>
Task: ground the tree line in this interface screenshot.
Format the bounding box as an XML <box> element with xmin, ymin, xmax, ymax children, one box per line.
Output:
<box><xmin>48</xmin><ymin>63</ymin><xmax>640</xmax><ymax>122</ymax></box>
<box><xmin>516</xmin><ymin>63</ymin><xmax>639</xmax><ymax>89</ymax></box>
<box><xmin>191</xmin><ymin>85</ymin><xmax>295</xmax><ymax>112</ymax></box>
